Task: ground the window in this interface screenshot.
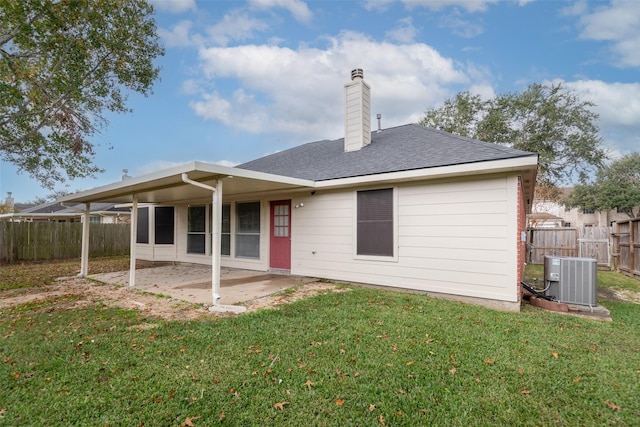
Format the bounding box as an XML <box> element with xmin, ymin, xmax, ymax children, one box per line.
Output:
<box><xmin>582</xmin><ymin>208</ymin><xmax>595</xmax><ymax>214</ymax></box>
<box><xmin>236</xmin><ymin>201</ymin><xmax>260</xmax><ymax>259</ymax></box>
<box><xmin>155</xmin><ymin>206</ymin><xmax>174</xmax><ymax>244</ymax></box>
<box><xmin>564</xmin><ymin>222</ymin><xmax>572</xmax><ymax>228</ymax></box>
<box><xmin>136</xmin><ymin>207</ymin><xmax>149</xmax><ymax>244</ymax></box>
<box><xmin>187</xmin><ymin>205</ymin><xmax>206</xmax><ymax>254</ymax></box>
<box><xmin>89</xmin><ymin>216</ymin><xmax>101</xmax><ymax>224</ymax></box>
<box><xmin>357</xmin><ymin>188</ymin><xmax>394</xmax><ymax>257</ymax></box>
<box><xmin>221</xmin><ymin>204</ymin><xmax>231</xmax><ymax>256</ymax></box>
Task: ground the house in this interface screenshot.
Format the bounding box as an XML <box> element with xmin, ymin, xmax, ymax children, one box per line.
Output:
<box><xmin>0</xmin><ymin>199</ymin><xmax>130</xmax><ymax>224</ymax></box>
<box><xmin>59</xmin><ymin>69</ymin><xmax>538</xmax><ymax>311</ymax></box>
<box><xmin>529</xmin><ymin>188</ymin><xmax>635</xmax><ymax>228</ymax></box>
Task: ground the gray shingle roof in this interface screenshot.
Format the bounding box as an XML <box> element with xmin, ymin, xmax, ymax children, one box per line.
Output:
<box><xmin>238</xmin><ymin>123</ymin><xmax>536</xmax><ymax>181</ymax></box>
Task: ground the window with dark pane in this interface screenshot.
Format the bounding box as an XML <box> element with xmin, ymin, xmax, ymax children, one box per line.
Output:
<box><xmin>221</xmin><ymin>204</ymin><xmax>231</xmax><ymax>256</ymax></box>
<box><xmin>136</xmin><ymin>207</ymin><xmax>149</xmax><ymax>244</ymax></box>
<box><xmin>357</xmin><ymin>188</ymin><xmax>393</xmax><ymax>257</ymax></box>
<box><xmin>154</xmin><ymin>206</ymin><xmax>175</xmax><ymax>244</ymax></box>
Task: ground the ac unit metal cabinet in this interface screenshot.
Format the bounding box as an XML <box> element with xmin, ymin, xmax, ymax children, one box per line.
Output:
<box><xmin>543</xmin><ymin>256</ymin><xmax>598</xmax><ymax>307</ymax></box>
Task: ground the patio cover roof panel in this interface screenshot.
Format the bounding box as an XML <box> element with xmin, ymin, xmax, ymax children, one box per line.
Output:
<box><xmin>57</xmin><ymin>161</ymin><xmax>316</xmax><ymax>204</ymax></box>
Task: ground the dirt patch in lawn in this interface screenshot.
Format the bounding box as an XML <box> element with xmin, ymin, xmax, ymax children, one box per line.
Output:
<box><xmin>0</xmin><ymin>276</ymin><xmax>346</xmax><ymax>320</ymax></box>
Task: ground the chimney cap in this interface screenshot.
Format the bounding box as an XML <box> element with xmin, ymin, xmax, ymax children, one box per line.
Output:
<box><xmin>351</xmin><ymin>68</ymin><xmax>364</xmax><ymax>80</ymax></box>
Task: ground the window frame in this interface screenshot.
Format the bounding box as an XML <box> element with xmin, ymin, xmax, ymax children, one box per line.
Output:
<box><xmin>353</xmin><ymin>187</ymin><xmax>398</xmax><ymax>261</ymax></box>
<box><xmin>187</xmin><ymin>205</ymin><xmax>207</xmax><ymax>254</ymax></box>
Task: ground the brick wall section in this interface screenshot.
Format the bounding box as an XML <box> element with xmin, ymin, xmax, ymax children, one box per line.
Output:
<box><xmin>516</xmin><ymin>176</ymin><xmax>526</xmax><ymax>301</ymax></box>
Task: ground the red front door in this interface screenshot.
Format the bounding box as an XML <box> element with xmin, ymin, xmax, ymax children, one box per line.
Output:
<box><xmin>270</xmin><ymin>200</ymin><xmax>291</xmax><ymax>270</ymax></box>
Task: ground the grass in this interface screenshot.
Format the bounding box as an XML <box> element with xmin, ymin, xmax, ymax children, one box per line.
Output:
<box><xmin>0</xmin><ymin>260</ymin><xmax>639</xmax><ymax>426</ymax></box>
<box><xmin>0</xmin><ymin>256</ymin><xmax>133</xmax><ymax>291</ymax></box>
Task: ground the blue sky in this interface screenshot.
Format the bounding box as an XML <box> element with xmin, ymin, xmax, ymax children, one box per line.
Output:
<box><xmin>2</xmin><ymin>0</ymin><xmax>639</xmax><ymax>203</ymax></box>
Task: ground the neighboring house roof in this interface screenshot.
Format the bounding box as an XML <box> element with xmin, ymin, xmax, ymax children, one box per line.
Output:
<box><xmin>19</xmin><ymin>202</ymin><xmax>129</xmax><ymax>215</ymax></box>
<box><xmin>238</xmin><ymin>124</ymin><xmax>536</xmax><ymax>181</ymax></box>
<box><xmin>0</xmin><ymin>202</ymin><xmax>130</xmax><ymax>221</ymax></box>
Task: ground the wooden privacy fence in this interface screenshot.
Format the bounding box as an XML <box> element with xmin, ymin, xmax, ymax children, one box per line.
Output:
<box><xmin>527</xmin><ymin>227</ymin><xmax>611</xmax><ymax>267</ymax></box>
<box><xmin>0</xmin><ymin>222</ymin><xmax>130</xmax><ymax>262</ymax></box>
<box><xmin>611</xmin><ymin>219</ymin><xmax>640</xmax><ymax>279</ymax></box>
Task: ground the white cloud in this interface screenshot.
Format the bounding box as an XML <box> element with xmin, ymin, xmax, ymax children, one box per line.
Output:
<box><xmin>362</xmin><ymin>0</ymin><xmax>395</xmax><ymax>12</ymax></box>
<box><xmin>207</xmin><ymin>10</ymin><xmax>269</xmax><ymax>47</ymax></box>
<box><xmin>150</xmin><ymin>0</ymin><xmax>196</xmax><ymax>14</ymax></box>
<box><xmin>249</xmin><ymin>0</ymin><xmax>313</xmax><ymax>23</ymax></box>
<box><xmin>562</xmin><ymin>79</ymin><xmax>640</xmax><ymax>128</ymax></box>
<box><xmin>386</xmin><ymin>17</ymin><xmax>419</xmax><ymax>43</ymax></box>
<box><xmin>574</xmin><ymin>0</ymin><xmax>640</xmax><ymax>67</ymax></box>
<box><xmin>190</xmin><ymin>32</ymin><xmax>471</xmax><ymax>141</ymax></box>
<box><xmin>439</xmin><ymin>13</ymin><xmax>484</xmax><ymax>38</ymax></box>
<box><xmin>559</xmin><ymin>79</ymin><xmax>640</xmax><ymax>156</ymax></box>
<box><xmin>158</xmin><ymin>20</ymin><xmax>194</xmax><ymax>48</ymax></box>
<box><xmin>401</xmin><ymin>0</ymin><xmax>498</xmax><ymax>13</ymax></box>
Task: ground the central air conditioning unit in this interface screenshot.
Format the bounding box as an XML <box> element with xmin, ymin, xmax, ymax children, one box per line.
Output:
<box><xmin>543</xmin><ymin>256</ymin><xmax>598</xmax><ymax>307</ymax></box>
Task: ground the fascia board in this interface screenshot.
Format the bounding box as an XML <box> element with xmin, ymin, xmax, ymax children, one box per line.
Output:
<box><xmin>314</xmin><ymin>156</ymin><xmax>539</xmax><ymax>189</ymax></box>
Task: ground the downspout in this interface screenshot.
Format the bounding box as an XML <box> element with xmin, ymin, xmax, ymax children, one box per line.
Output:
<box><xmin>181</xmin><ymin>173</ymin><xmax>222</xmax><ymax>305</ymax></box>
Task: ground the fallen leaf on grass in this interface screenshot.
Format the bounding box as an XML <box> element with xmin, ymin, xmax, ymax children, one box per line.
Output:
<box><xmin>552</xmin><ymin>352</ymin><xmax>559</xmax><ymax>359</ymax></box>
<box><xmin>369</xmin><ymin>404</ymin><xmax>376</xmax><ymax>412</ymax></box>
<box><xmin>304</xmin><ymin>380</ymin><xmax>313</xmax><ymax>390</ymax></box>
<box><xmin>449</xmin><ymin>368</ymin><xmax>457</xmax><ymax>375</ymax></box>
<box><xmin>335</xmin><ymin>399</ymin><xmax>345</xmax><ymax>406</ymax></box>
<box><xmin>520</xmin><ymin>389</ymin><xmax>530</xmax><ymax>394</ymax></box>
<box><xmin>604</xmin><ymin>401</ymin><xmax>621</xmax><ymax>411</ymax></box>
<box><xmin>273</xmin><ymin>401</ymin><xmax>289</xmax><ymax>410</ymax></box>
<box><xmin>379</xmin><ymin>414</ymin><xmax>385</xmax><ymax>425</ymax></box>
<box><xmin>0</xmin><ymin>408</ymin><xmax>6</xmax><ymax>415</ymax></box>
<box><xmin>573</xmin><ymin>377</ymin><xmax>581</xmax><ymax>383</ymax></box>
<box><xmin>219</xmin><ymin>412</ymin><xmax>226</xmax><ymax>420</ymax></box>
<box><xmin>485</xmin><ymin>359</ymin><xmax>494</xmax><ymax>365</ymax></box>
<box><xmin>181</xmin><ymin>416</ymin><xmax>200</xmax><ymax>427</ymax></box>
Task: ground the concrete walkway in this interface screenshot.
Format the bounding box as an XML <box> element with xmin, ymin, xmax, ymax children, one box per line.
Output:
<box><xmin>89</xmin><ymin>265</ymin><xmax>316</xmax><ymax>308</ymax></box>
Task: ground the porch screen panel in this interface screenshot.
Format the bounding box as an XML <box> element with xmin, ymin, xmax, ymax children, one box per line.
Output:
<box><xmin>136</xmin><ymin>207</ymin><xmax>149</xmax><ymax>244</ymax></box>
<box><xmin>187</xmin><ymin>205</ymin><xmax>206</xmax><ymax>254</ymax></box>
<box><xmin>357</xmin><ymin>188</ymin><xmax>393</xmax><ymax>257</ymax></box>
<box><xmin>236</xmin><ymin>201</ymin><xmax>260</xmax><ymax>259</ymax></box>
<box><xmin>155</xmin><ymin>206</ymin><xmax>175</xmax><ymax>245</ymax></box>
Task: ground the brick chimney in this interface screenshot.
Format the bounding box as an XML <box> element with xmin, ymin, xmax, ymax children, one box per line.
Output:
<box><xmin>344</xmin><ymin>68</ymin><xmax>371</xmax><ymax>152</ymax></box>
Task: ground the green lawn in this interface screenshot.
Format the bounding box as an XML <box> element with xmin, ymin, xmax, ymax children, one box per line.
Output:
<box><xmin>0</xmin><ymin>259</ymin><xmax>639</xmax><ymax>426</ymax></box>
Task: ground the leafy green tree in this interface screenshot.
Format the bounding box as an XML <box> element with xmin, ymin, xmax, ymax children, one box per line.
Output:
<box><xmin>0</xmin><ymin>0</ymin><xmax>163</xmax><ymax>188</ymax></box>
<box><xmin>565</xmin><ymin>153</ymin><xmax>640</xmax><ymax>218</ymax></box>
<box><xmin>421</xmin><ymin>83</ymin><xmax>607</xmax><ymax>188</ymax></box>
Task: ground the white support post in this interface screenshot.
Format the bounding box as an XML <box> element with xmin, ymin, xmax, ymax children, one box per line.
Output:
<box><xmin>129</xmin><ymin>195</ymin><xmax>138</xmax><ymax>287</ymax></box>
<box><xmin>181</xmin><ymin>173</ymin><xmax>223</xmax><ymax>305</ymax></box>
<box><xmin>79</xmin><ymin>202</ymin><xmax>91</xmax><ymax>277</ymax></box>
<box><xmin>211</xmin><ymin>180</ymin><xmax>223</xmax><ymax>304</ymax></box>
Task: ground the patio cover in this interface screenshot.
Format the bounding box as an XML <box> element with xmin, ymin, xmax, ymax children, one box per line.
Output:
<box><xmin>58</xmin><ymin>161</ymin><xmax>315</xmax><ymax>305</ymax></box>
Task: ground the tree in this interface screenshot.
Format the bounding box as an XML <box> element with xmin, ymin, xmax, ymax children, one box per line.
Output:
<box><xmin>564</xmin><ymin>153</ymin><xmax>640</xmax><ymax>218</ymax></box>
<box><xmin>0</xmin><ymin>0</ymin><xmax>163</xmax><ymax>188</ymax></box>
<box><xmin>420</xmin><ymin>83</ymin><xmax>607</xmax><ymax>188</ymax></box>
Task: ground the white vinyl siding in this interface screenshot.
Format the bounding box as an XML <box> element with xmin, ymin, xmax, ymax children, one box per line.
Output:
<box><xmin>291</xmin><ymin>175</ymin><xmax>519</xmax><ymax>304</ymax></box>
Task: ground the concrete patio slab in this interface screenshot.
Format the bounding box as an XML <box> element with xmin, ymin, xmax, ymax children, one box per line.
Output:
<box><xmin>89</xmin><ymin>265</ymin><xmax>316</xmax><ymax>307</ymax></box>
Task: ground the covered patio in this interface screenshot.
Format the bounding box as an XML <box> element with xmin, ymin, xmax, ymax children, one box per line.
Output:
<box><xmin>58</xmin><ymin>161</ymin><xmax>316</xmax><ymax>311</ymax></box>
